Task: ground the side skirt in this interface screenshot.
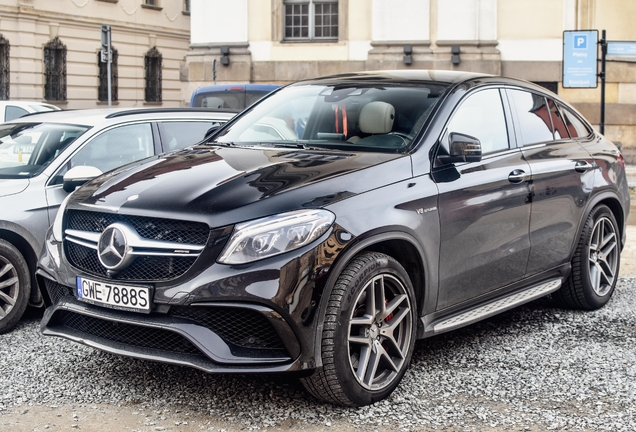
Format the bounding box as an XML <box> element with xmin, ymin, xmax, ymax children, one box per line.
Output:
<box><xmin>421</xmin><ymin>278</ymin><xmax>562</xmax><ymax>336</ymax></box>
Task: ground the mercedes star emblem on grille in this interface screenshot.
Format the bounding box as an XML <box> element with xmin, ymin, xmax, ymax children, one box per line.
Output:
<box><xmin>97</xmin><ymin>223</ymin><xmax>134</xmax><ymax>270</ymax></box>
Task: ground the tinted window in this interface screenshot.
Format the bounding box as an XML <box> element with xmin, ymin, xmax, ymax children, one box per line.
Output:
<box><xmin>508</xmin><ymin>89</ymin><xmax>554</xmax><ymax>145</ymax></box>
<box><xmin>0</xmin><ymin>122</ymin><xmax>88</xmax><ymax>179</ymax></box>
<box><xmin>559</xmin><ymin>104</ymin><xmax>592</xmax><ymax>138</ymax></box>
<box><xmin>245</xmin><ymin>91</ymin><xmax>271</xmax><ymax>107</ymax></box>
<box><xmin>5</xmin><ymin>106</ymin><xmax>29</xmax><ymax>121</ymax></box>
<box><xmin>197</xmin><ymin>93</ymin><xmax>243</xmax><ymax>109</ymax></box>
<box><xmin>159</xmin><ymin>121</ymin><xmax>224</xmax><ymax>151</ymax></box>
<box><xmin>51</xmin><ymin>123</ymin><xmax>154</xmax><ymax>185</ymax></box>
<box><xmin>547</xmin><ymin>99</ymin><xmax>570</xmax><ymax>140</ymax></box>
<box><xmin>446</xmin><ymin>89</ymin><xmax>509</xmax><ymax>154</ymax></box>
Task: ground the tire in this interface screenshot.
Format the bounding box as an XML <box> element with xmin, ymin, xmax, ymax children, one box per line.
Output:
<box><xmin>0</xmin><ymin>239</ymin><xmax>30</xmax><ymax>334</ymax></box>
<box><xmin>554</xmin><ymin>205</ymin><xmax>620</xmax><ymax>310</ymax></box>
<box><xmin>301</xmin><ymin>252</ymin><xmax>417</xmax><ymax>406</ymax></box>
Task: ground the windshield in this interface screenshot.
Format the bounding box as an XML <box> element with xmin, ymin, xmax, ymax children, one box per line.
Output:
<box><xmin>214</xmin><ymin>82</ymin><xmax>448</xmax><ymax>152</ymax></box>
<box><xmin>0</xmin><ymin>123</ymin><xmax>90</xmax><ymax>179</ymax></box>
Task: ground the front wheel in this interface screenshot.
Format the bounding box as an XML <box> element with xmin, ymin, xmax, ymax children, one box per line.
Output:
<box><xmin>0</xmin><ymin>239</ymin><xmax>31</xmax><ymax>334</ymax></box>
<box><xmin>301</xmin><ymin>252</ymin><xmax>417</xmax><ymax>406</ymax></box>
<box><xmin>554</xmin><ymin>205</ymin><xmax>620</xmax><ymax>310</ymax></box>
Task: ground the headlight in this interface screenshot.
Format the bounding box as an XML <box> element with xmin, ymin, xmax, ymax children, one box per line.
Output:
<box><xmin>217</xmin><ymin>209</ymin><xmax>335</xmax><ymax>265</ymax></box>
<box><xmin>52</xmin><ymin>193</ymin><xmax>73</xmax><ymax>242</ymax></box>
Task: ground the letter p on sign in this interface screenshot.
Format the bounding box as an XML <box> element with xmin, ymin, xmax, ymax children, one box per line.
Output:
<box><xmin>575</xmin><ymin>35</ymin><xmax>588</xmax><ymax>49</ymax></box>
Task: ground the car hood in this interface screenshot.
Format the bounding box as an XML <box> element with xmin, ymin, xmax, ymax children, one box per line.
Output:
<box><xmin>0</xmin><ymin>178</ymin><xmax>29</xmax><ymax>198</ymax></box>
<box><xmin>69</xmin><ymin>146</ymin><xmax>411</xmax><ymax>227</ymax></box>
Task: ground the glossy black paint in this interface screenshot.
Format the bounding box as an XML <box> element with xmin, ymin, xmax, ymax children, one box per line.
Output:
<box><xmin>70</xmin><ymin>147</ymin><xmax>407</xmax><ymax>228</ymax></box>
<box><xmin>38</xmin><ymin>70</ymin><xmax>630</xmax><ymax>374</ymax></box>
<box><xmin>435</xmin><ymin>149</ymin><xmax>532</xmax><ymax>309</ymax></box>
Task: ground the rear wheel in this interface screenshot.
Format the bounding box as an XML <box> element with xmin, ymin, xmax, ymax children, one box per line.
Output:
<box><xmin>0</xmin><ymin>239</ymin><xmax>30</xmax><ymax>334</ymax></box>
<box><xmin>301</xmin><ymin>252</ymin><xmax>416</xmax><ymax>406</ymax></box>
<box><xmin>554</xmin><ymin>205</ymin><xmax>620</xmax><ymax>310</ymax></box>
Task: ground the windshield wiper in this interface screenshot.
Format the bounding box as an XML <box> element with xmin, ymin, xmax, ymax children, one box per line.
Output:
<box><xmin>257</xmin><ymin>142</ymin><xmax>304</xmax><ymax>149</ymax></box>
<box><xmin>257</xmin><ymin>142</ymin><xmax>345</xmax><ymax>152</ymax></box>
<box><xmin>204</xmin><ymin>141</ymin><xmax>238</xmax><ymax>147</ymax></box>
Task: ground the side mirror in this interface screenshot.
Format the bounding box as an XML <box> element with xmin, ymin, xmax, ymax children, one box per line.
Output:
<box><xmin>438</xmin><ymin>132</ymin><xmax>482</xmax><ymax>164</ymax></box>
<box><xmin>62</xmin><ymin>165</ymin><xmax>103</xmax><ymax>193</ymax></box>
<box><xmin>204</xmin><ymin>125</ymin><xmax>221</xmax><ymax>139</ymax></box>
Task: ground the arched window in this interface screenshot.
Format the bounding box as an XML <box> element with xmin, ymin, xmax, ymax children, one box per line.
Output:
<box><xmin>0</xmin><ymin>34</ymin><xmax>9</xmax><ymax>100</ymax></box>
<box><xmin>43</xmin><ymin>37</ymin><xmax>67</xmax><ymax>101</ymax></box>
<box><xmin>144</xmin><ymin>47</ymin><xmax>162</xmax><ymax>103</ymax></box>
<box><xmin>97</xmin><ymin>48</ymin><xmax>118</xmax><ymax>102</ymax></box>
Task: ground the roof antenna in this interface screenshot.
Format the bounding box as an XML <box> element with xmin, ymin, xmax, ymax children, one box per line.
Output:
<box><xmin>213</xmin><ymin>59</ymin><xmax>217</xmax><ymax>85</ymax></box>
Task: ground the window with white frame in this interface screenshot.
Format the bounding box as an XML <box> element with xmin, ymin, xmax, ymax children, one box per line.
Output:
<box><xmin>284</xmin><ymin>0</ymin><xmax>338</xmax><ymax>41</ymax></box>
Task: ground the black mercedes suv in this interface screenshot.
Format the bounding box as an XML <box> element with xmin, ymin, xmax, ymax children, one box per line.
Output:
<box><xmin>38</xmin><ymin>70</ymin><xmax>630</xmax><ymax>407</ymax></box>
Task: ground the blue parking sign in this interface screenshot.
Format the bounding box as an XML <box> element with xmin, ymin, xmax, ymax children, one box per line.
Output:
<box><xmin>563</xmin><ymin>30</ymin><xmax>598</xmax><ymax>88</ymax></box>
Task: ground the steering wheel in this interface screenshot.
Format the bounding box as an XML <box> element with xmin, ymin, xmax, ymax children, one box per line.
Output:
<box><xmin>387</xmin><ymin>132</ymin><xmax>412</xmax><ymax>146</ymax></box>
<box><xmin>388</xmin><ymin>132</ymin><xmax>412</xmax><ymax>140</ymax></box>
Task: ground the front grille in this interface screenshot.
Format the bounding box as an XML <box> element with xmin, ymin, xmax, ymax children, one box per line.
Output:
<box><xmin>64</xmin><ymin>210</ymin><xmax>208</xmax><ymax>282</ymax></box>
<box><xmin>66</xmin><ymin>242</ymin><xmax>197</xmax><ymax>281</ymax></box>
<box><xmin>52</xmin><ymin>311</ymin><xmax>202</xmax><ymax>356</ymax></box>
<box><xmin>170</xmin><ymin>306</ymin><xmax>286</xmax><ymax>351</ymax></box>
<box><xmin>66</xmin><ymin>210</ymin><xmax>210</xmax><ymax>245</ymax></box>
<box><xmin>44</xmin><ymin>279</ymin><xmax>74</xmax><ymax>305</ymax></box>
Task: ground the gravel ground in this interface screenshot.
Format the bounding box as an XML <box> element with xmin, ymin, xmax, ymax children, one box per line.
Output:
<box><xmin>1</xmin><ymin>275</ymin><xmax>635</xmax><ymax>431</ymax></box>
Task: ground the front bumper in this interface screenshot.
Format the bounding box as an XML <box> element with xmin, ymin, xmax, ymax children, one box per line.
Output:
<box><xmin>38</xmin><ymin>224</ymin><xmax>352</xmax><ymax>373</ymax></box>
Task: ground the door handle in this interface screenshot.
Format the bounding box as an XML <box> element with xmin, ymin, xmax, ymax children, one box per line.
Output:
<box><xmin>575</xmin><ymin>160</ymin><xmax>594</xmax><ymax>173</ymax></box>
<box><xmin>508</xmin><ymin>169</ymin><xmax>527</xmax><ymax>183</ymax></box>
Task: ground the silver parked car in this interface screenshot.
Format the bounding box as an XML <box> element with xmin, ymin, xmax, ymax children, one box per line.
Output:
<box><xmin>0</xmin><ymin>108</ymin><xmax>235</xmax><ymax>333</ymax></box>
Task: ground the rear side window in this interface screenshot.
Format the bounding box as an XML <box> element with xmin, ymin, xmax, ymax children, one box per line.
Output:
<box><xmin>547</xmin><ymin>99</ymin><xmax>570</xmax><ymax>140</ymax></box>
<box><xmin>559</xmin><ymin>104</ymin><xmax>593</xmax><ymax>138</ymax></box>
<box><xmin>5</xmin><ymin>106</ymin><xmax>29</xmax><ymax>121</ymax></box>
<box><xmin>508</xmin><ymin>89</ymin><xmax>554</xmax><ymax>145</ymax></box>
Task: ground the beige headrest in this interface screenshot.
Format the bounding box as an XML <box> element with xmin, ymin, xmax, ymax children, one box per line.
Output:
<box><xmin>359</xmin><ymin>101</ymin><xmax>395</xmax><ymax>134</ymax></box>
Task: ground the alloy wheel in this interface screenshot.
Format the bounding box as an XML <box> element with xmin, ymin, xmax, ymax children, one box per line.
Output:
<box><xmin>348</xmin><ymin>273</ymin><xmax>413</xmax><ymax>391</ymax></box>
<box><xmin>0</xmin><ymin>256</ymin><xmax>20</xmax><ymax>319</ymax></box>
<box><xmin>588</xmin><ymin>216</ymin><xmax>618</xmax><ymax>297</ymax></box>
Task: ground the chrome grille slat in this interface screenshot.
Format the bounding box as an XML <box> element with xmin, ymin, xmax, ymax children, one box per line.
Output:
<box><xmin>64</xmin><ymin>210</ymin><xmax>210</xmax><ymax>282</ymax></box>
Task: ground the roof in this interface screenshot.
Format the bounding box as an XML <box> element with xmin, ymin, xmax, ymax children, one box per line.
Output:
<box><xmin>295</xmin><ymin>69</ymin><xmax>491</xmax><ymax>85</ymax></box>
<box><xmin>5</xmin><ymin>107</ymin><xmax>236</xmax><ymax>126</ymax></box>
<box><xmin>191</xmin><ymin>84</ymin><xmax>281</xmax><ymax>94</ymax></box>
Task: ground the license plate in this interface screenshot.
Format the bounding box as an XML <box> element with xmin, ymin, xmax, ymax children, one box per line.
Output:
<box><xmin>76</xmin><ymin>276</ymin><xmax>151</xmax><ymax>313</ymax></box>
<box><xmin>13</xmin><ymin>144</ymin><xmax>34</xmax><ymax>154</ymax></box>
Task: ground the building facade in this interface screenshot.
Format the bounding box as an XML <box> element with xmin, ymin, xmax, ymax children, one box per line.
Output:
<box><xmin>0</xmin><ymin>0</ymin><xmax>191</xmax><ymax>109</ymax></box>
<box><xmin>184</xmin><ymin>0</ymin><xmax>636</xmax><ymax>151</ymax></box>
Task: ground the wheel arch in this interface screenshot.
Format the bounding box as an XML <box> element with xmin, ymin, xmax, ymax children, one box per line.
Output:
<box><xmin>577</xmin><ymin>191</ymin><xmax>626</xmax><ymax>255</ymax></box>
<box><xmin>313</xmin><ymin>230</ymin><xmax>429</xmax><ymax>368</ymax></box>
<box><xmin>0</xmin><ymin>227</ymin><xmax>41</xmax><ymax>303</ymax></box>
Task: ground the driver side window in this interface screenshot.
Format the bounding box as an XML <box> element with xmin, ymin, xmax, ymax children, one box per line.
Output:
<box><xmin>446</xmin><ymin>89</ymin><xmax>509</xmax><ymax>155</ymax></box>
<box><xmin>51</xmin><ymin>123</ymin><xmax>154</xmax><ymax>185</ymax></box>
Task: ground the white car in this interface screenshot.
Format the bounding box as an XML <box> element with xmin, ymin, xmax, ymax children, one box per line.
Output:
<box><xmin>0</xmin><ymin>101</ymin><xmax>61</xmax><ymax>122</ymax></box>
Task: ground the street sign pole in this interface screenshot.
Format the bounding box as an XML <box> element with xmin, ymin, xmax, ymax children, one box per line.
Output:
<box><xmin>599</xmin><ymin>30</ymin><xmax>607</xmax><ymax>135</ymax></box>
<box><xmin>101</xmin><ymin>25</ymin><xmax>112</xmax><ymax>108</ymax></box>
